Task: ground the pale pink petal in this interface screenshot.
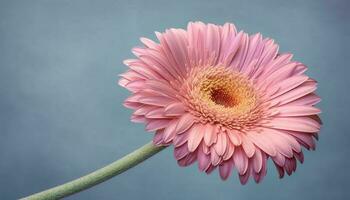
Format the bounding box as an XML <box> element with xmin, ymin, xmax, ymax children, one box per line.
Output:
<box><xmin>264</xmin><ymin>132</ymin><xmax>293</xmax><ymax>158</ymax></box>
<box><xmin>174</xmin><ymin>113</ymin><xmax>195</xmax><ymax>134</ymax></box>
<box><xmin>231</xmin><ymin>33</ymin><xmax>249</xmax><ymax>70</ymax></box>
<box><xmin>265</xmin><ymin>117</ymin><xmax>320</xmax><ymax>133</ymax></box>
<box><xmin>210</xmin><ymin>146</ymin><xmax>221</xmax><ymax>166</ymax></box>
<box><xmin>203</xmin><ymin>124</ymin><xmax>217</xmax><ymax>146</ymax></box>
<box><xmin>269</xmin><ymin>75</ymin><xmax>309</xmax><ymax>99</ymax></box>
<box><xmin>253</xmin><ymin>53</ymin><xmax>292</xmax><ymax>80</ymax></box>
<box><xmin>287</xmin><ymin>131</ymin><xmax>316</xmax><ymax>150</ymax></box>
<box><xmin>163</xmin><ymin>120</ymin><xmax>179</xmax><ymax>143</ymax></box>
<box><xmin>266</xmin><ymin>128</ymin><xmax>302</xmax><ymax>153</ymax></box>
<box><xmin>258</xmin><ymin>62</ymin><xmax>298</xmax><ymax>90</ymax></box>
<box><xmin>187</xmin><ymin>124</ymin><xmax>204</xmax><ymax>152</ymax></box>
<box><xmin>270</xmin><ymin>81</ymin><xmax>317</xmax><ymax>106</ymax></box>
<box><xmin>130</xmin><ymin>115</ymin><xmax>147</xmax><ymax>123</ymax></box>
<box><xmin>145</xmin><ymin>119</ymin><xmax>170</xmax><ymax>132</ymax></box>
<box><xmin>287</xmin><ymin>93</ymin><xmax>321</xmax><ymax>106</ymax></box>
<box><xmin>145</xmin><ymin>108</ymin><xmax>167</xmax><ymax>118</ymax></box>
<box><xmin>240</xmin><ymin>33</ymin><xmax>264</xmax><ymax>76</ymax></box>
<box><xmin>123</xmin><ymin>101</ymin><xmax>142</xmax><ymax>109</ymax></box>
<box><xmin>138</xmin><ymin>96</ymin><xmax>174</xmax><ymax>107</ymax></box>
<box><xmin>214</xmin><ymin>131</ymin><xmax>227</xmax><ymax>156</ymax></box>
<box><xmin>164</xmin><ymin>102</ymin><xmax>185</xmax><ymax>116</ymax></box>
<box><xmin>227</xmin><ymin>129</ymin><xmax>242</xmax><ymax>146</ymax></box>
<box><xmin>272</xmin><ymin>105</ymin><xmax>321</xmax><ymax>117</ymax></box>
<box><xmin>222</xmin><ymin>31</ymin><xmax>243</xmax><ymax>66</ymax></box>
<box><xmin>252</xmin><ymin>148</ymin><xmax>263</xmax><ymax>172</ymax></box>
<box><xmin>140</xmin><ymin>37</ymin><xmax>159</xmax><ymax>49</ymax></box>
<box><xmin>134</xmin><ymin>105</ymin><xmax>157</xmax><ymax>116</ymax></box>
<box><xmin>247</xmin><ymin>131</ymin><xmax>277</xmax><ymax>156</ymax></box>
<box><xmin>241</xmin><ymin>135</ymin><xmax>256</xmax><ymax>158</ymax></box>
<box><xmin>233</xmin><ymin>147</ymin><xmax>248</xmax><ymax>175</ymax></box>
<box><xmin>223</xmin><ymin>142</ymin><xmax>235</xmax><ymax>160</ymax></box>
<box><xmin>144</xmin><ymin>80</ymin><xmax>179</xmax><ymax>99</ymax></box>
<box><xmin>124</xmin><ymin>80</ymin><xmax>145</xmax><ymax>92</ymax></box>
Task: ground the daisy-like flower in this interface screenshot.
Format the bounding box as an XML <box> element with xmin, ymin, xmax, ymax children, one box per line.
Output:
<box><xmin>119</xmin><ymin>22</ymin><xmax>321</xmax><ymax>184</ymax></box>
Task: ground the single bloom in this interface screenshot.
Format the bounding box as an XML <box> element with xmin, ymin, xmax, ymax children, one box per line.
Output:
<box><xmin>119</xmin><ymin>22</ymin><xmax>321</xmax><ymax>184</ymax></box>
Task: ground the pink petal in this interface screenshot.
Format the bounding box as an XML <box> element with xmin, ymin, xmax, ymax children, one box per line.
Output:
<box><xmin>233</xmin><ymin>147</ymin><xmax>248</xmax><ymax>175</ymax></box>
<box><xmin>241</xmin><ymin>135</ymin><xmax>256</xmax><ymax>158</ymax></box>
<box><xmin>140</xmin><ymin>37</ymin><xmax>158</xmax><ymax>49</ymax></box>
<box><xmin>272</xmin><ymin>152</ymin><xmax>286</xmax><ymax>166</ymax></box>
<box><xmin>265</xmin><ymin>117</ymin><xmax>320</xmax><ymax>133</ymax></box>
<box><xmin>264</xmin><ymin>132</ymin><xmax>293</xmax><ymax>158</ymax></box>
<box><xmin>269</xmin><ymin>75</ymin><xmax>309</xmax><ymax>99</ymax></box>
<box><xmin>178</xmin><ymin>152</ymin><xmax>197</xmax><ymax>167</ymax></box>
<box><xmin>267</xmin><ymin>128</ymin><xmax>302</xmax><ymax>153</ymax></box>
<box><xmin>130</xmin><ymin>115</ymin><xmax>146</xmax><ymax>123</ymax></box>
<box><xmin>164</xmin><ymin>102</ymin><xmax>185</xmax><ymax>116</ymax></box>
<box><xmin>239</xmin><ymin>164</ymin><xmax>252</xmax><ymax>185</ymax></box>
<box><xmin>253</xmin><ymin>53</ymin><xmax>292</xmax><ymax>80</ymax></box>
<box><xmin>187</xmin><ymin>124</ymin><xmax>204</xmax><ymax>152</ymax></box>
<box><xmin>274</xmin><ymin>163</ymin><xmax>285</xmax><ymax>178</ymax></box>
<box><xmin>145</xmin><ymin>108</ymin><xmax>167</xmax><ymax>118</ymax></box>
<box><xmin>219</xmin><ymin>160</ymin><xmax>234</xmax><ymax>180</ymax></box>
<box><xmin>273</xmin><ymin>105</ymin><xmax>321</xmax><ymax>117</ymax></box>
<box><xmin>173</xmin><ymin>130</ymin><xmax>190</xmax><ymax>147</ymax></box>
<box><xmin>134</xmin><ymin>105</ymin><xmax>156</xmax><ymax>116</ymax></box>
<box><xmin>270</xmin><ymin>81</ymin><xmax>317</xmax><ymax>106</ymax></box>
<box><xmin>214</xmin><ymin>131</ymin><xmax>227</xmax><ymax>156</ymax></box>
<box><xmin>174</xmin><ymin>113</ymin><xmax>195</xmax><ymax>134</ymax></box>
<box><xmin>258</xmin><ymin>62</ymin><xmax>298</xmax><ymax>90</ymax></box>
<box><xmin>144</xmin><ymin>80</ymin><xmax>178</xmax><ymax>96</ymax></box>
<box><xmin>223</xmin><ymin>142</ymin><xmax>235</xmax><ymax>160</ymax></box>
<box><xmin>162</xmin><ymin>120</ymin><xmax>178</xmax><ymax>143</ymax></box>
<box><xmin>287</xmin><ymin>93</ymin><xmax>321</xmax><ymax>106</ymax></box>
<box><xmin>174</xmin><ymin>143</ymin><xmax>190</xmax><ymax>160</ymax></box>
<box><xmin>145</xmin><ymin>119</ymin><xmax>170</xmax><ymax>132</ymax></box>
<box><xmin>252</xmin><ymin>148</ymin><xmax>263</xmax><ymax>172</ymax></box>
<box><xmin>138</xmin><ymin>96</ymin><xmax>174</xmax><ymax>107</ymax></box>
<box><xmin>284</xmin><ymin>157</ymin><xmax>297</xmax><ymax>175</ymax></box>
<box><xmin>124</xmin><ymin>80</ymin><xmax>145</xmax><ymax>92</ymax></box>
<box><xmin>153</xmin><ymin>130</ymin><xmax>165</xmax><ymax>145</ymax></box>
<box><xmin>294</xmin><ymin>151</ymin><xmax>304</xmax><ymax>163</ymax></box>
<box><xmin>210</xmin><ymin>146</ymin><xmax>221</xmax><ymax>166</ymax></box>
<box><xmin>203</xmin><ymin>124</ymin><xmax>217</xmax><ymax>146</ymax></box>
<box><xmin>246</xmin><ymin>131</ymin><xmax>277</xmax><ymax>156</ymax></box>
<box><xmin>287</xmin><ymin>131</ymin><xmax>316</xmax><ymax>150</ymax></box>
<box><xmin>197</xmin><ymin>145</ymin><xmax>211</xmax><ymax>171</ymax></box>
<box><xmin>227</xmin><ymin>129</ymin><xmax>242</xmax><ymax>146</ymax></box>
<box><xmin>230</xmin><ymin>33</ymin><xmax>249</xmax><ymax>70</ymax></box>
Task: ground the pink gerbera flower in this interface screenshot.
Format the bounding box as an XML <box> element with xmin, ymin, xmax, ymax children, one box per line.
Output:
<box><xmin>119</xmin><ymin>22</ymin><xmax>321</xmax><ymax>184</ymax></box>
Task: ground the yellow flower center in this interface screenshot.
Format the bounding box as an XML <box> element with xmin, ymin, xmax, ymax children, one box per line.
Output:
<box><xmin>182</xmin><ymin>66</ymin><xmax>264</xmax><ymax>130</ymax></box>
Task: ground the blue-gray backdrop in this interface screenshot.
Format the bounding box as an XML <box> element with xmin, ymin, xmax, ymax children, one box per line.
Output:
<box><xmin>0</xmin><ymin>0</ymin><xmax>349</xmax><ymax>199</ymax></box>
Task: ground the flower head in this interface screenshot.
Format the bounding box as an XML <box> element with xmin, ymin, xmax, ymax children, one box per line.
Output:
<box><xmin>119</xmin><ymin>22</ymin><xmax>321</xmax><ymax>184</ymax></box>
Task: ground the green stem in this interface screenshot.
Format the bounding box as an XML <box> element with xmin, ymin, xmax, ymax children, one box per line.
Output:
<box><xmin>21</xmin><ymin>142</ymin><xmax>166</xmax><ymax>200</ymax></box>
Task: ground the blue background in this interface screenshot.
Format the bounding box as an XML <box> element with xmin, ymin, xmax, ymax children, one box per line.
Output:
<box><xmin>0</xmin><ymin>0</ymin><xmax>349</xmax><ymax>199</ymax></box>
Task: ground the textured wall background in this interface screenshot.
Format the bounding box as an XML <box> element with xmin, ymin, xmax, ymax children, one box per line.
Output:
<box><xmin>0</xmin><ymin>0</ymin><xmax>349</xmax><ymax>199</ymax></box>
